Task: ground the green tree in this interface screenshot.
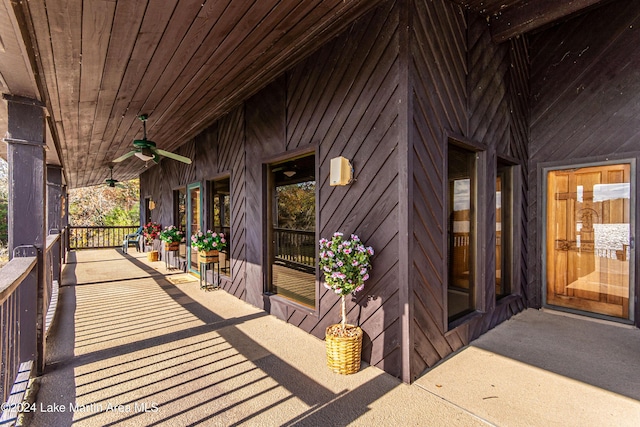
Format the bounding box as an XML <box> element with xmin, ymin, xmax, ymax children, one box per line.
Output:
<box><xmin>0</xmin><ymin>159</ymin><xmax>7</xmax><ymax>245</ymax></box>
<box><xmin>276</xmin><ymin>181</ymin><xmax>315</xmax><ymax>230</ymax></box>
<box><xmin>69</xmin><ymin>179</ymin><xmax>140</xmax><ymax>226</ymax></box>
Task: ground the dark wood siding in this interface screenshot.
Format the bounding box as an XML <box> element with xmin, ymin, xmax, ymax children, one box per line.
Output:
<box><xmin>409</xmin><ymin>1</ymin><xmax>529</xmax><ymax>380</ymax></box>
<box><xmin>142</xmin><ymin>1</ymin><xmax>404</xmax><ymax>377</ymax></box>
<box><xmin>528</xmin><ymin>0</ymin><xmax>640</xmax><ymax>325</ymax></box>
<box><xmin>141</xmin><ymin>107</ymin><xmax>246</xmax><ymax>298</ymax></box>
<box><xmin>141</xmin><ymin>0</ymin><xmax>534</xmax><ymax>382</ymax></box>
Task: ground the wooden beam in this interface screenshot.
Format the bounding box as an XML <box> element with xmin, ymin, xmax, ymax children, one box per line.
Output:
<box><xmin>490</xmin><ymin>0</ymin><xmax>606</xmax><ymax>43</ymax></box>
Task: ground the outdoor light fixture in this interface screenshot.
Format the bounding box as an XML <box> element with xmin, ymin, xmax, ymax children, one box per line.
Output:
<box><xmin>149</xmin><ymin>200</ymin><xmax>156</xmax><ymax>210</ymax></box>
<box><xmin>283</xmin><ymin>170</ymin><xmax>297</xmax><ymax>178</ymax></box>
<box><xmin>330</xmin><ymin>156</ymin><xmax>353</xmax><ymax>186</ymax></box>
<box><xmin>135</xmin><ymin>147</ymin><xmax>154</xmax><ymax>162</ymax></box>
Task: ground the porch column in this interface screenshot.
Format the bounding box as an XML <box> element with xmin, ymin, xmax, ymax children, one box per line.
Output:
<box><xmin>46</xmin><ymin>165</ymin><xmax>63</xmax><ymax>234</ymax></box>
<box><xmin>47</xmin><ymin>165</ymin><xmax>64</xmax><ymax>282</ymax></box>
<box><xmin>3</xmin><ymin>94</ymin><xmax>46</xmax><ymax>370</ymax></box>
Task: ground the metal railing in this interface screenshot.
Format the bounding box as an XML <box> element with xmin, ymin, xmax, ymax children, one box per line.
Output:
<box><xmin>69</xmin><ymin>226</ymin><xmax>139</xmax><ymax>249</ymax></box>
<box><xmin>274</xmin><ymin>228</ymin><xmax>315</xmax><ymax>273</ymax></box>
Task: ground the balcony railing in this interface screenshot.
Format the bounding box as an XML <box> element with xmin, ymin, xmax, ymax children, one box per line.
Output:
<box><xmin>274</xmin><ymin>228</ymin><xmax>315</xmax><ymax>273</ymax></box>
<box><xmin>69</xmin><ymin>225</ymin><xmax>139</xmax><ymax>249</ymax></box>
<box><xmin>0</xmin><ymin>230</ymin><xmax>63</xmax><ymax>411</ymax></box>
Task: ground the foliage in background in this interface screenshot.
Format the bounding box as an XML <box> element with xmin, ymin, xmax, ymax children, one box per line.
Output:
<box><xmin>0</xmin><ymin>160</ymin><xmax>7</xmax><ymax>239</ymax></box>
<box><xmin>69</xmin><ymin>179</ymin><xmax>140</xmax><ymax>226</ymax></box>
<box><xmin>0</xmin><ymin>160</ymin><xmax>8</xmax><ymax>266</ymax></box>
<box><xmin>277</xmin><ymin>182</ymin><xmax>315</xmax><ymax>230</ymax></box>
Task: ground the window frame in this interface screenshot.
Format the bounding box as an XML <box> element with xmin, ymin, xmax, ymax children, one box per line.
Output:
<box><xmin>263</xmin><ymin>147</ymin><xmax>318</xmax><ymax>315</ymax></box>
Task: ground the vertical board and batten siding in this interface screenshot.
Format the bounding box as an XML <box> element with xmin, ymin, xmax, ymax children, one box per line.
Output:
<box><xmin>528</xmin><ymin>0</ymin><xmax>640</xmax><ymax>324</ymax></box>
<box><xmin>409</xmin><ymin>0</ymin><xmax>529</xmax><ymax>379</ymax></box>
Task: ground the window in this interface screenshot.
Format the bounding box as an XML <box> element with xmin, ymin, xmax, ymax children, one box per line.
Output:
<box><xmin>447</xmin><ymin>144</ymin><xmax>476</xmax><ymax>323</ymax></box>
<box><xmin>174</xmin><ymin>188</ymin><xmax>187</xmax><ymax>257</ymax></box>
<box><xmin>210</xmin><ymin>176</ymin><xmax>231</xmax><ymax>277</ymax></box>
<box><xmin>266</xmin><ymin>154</ymin><xmax>316</xmax><ymax>308</ymax></box>
<box><xmin>496</xmin><ymin>161</ymin><xmax>513</xmax><ymax>299</ymax></box>
<box><xmin>144</xmin><ymin>197</ymin><xmax>152</xmax><ymax>225</ymax></box>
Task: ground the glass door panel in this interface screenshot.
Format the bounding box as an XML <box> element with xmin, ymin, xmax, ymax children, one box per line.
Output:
<box><xmin>187</xmin><ymin>183</ymin><xmax>202</xmax><ymax>273</ymax></box>
<box><xmin>546</xmin><ymin>164</ymin><xmax>632</xmax><ymax>319</ymax></box>
<box><xmin>267</xmin><ymin>154</ymin><xmax>316</xmax><ymax>309</ymax></box>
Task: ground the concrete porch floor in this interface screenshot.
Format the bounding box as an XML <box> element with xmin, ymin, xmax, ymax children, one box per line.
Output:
<box><xmin>26</xmin><ymin>249</ymin><xmax>640</xmax><ymax>426</ymax></box>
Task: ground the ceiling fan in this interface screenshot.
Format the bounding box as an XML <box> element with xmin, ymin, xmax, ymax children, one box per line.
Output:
<box><xmin>105</xmin><ymin>165</ymin><xmax>120</xmax><ymax>188</ymax></box>
<box><xmin>112</xmin><ymin>114</ymin><xmax>192</xmax><ymax>165</ymax></box>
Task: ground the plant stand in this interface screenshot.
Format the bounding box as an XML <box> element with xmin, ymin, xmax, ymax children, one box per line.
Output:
<box><xmin>164</xmin><ymin>242</ymin><xmax>180</xmax><ymax>270</ymax></box>
<box><xmin>325</xmin><ymin>324</ymin><xmax>363</xmax><ymax>375</ymax></box>
<box><xmin>198</xmin><ymin>250</ymin><xmax>220</xmax><ymax>291</ymax></box>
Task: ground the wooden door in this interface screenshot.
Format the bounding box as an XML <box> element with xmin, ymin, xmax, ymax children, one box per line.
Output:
<box><xmin>546</xmin><ymin>164</ymin><xmax>631</xmax><ymax>319</ymax></box>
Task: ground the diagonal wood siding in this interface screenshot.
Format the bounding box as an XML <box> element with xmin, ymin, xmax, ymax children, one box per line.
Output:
<box><xmin>409</xmin><ymin>0</ymin><xmax>529</xmax><ymax>380</ymax></box>
<box><xmin>528</xmin><ymin>0</ymin><xmax>640</xmax><ymax>316</ymax></box>
<box><xmin>141</xmin><ymin>0</ymin><xmax>533</xmax><ymax>382</ymax></box>
<box><xmin>248</xmin><ymin>0</ymin><xmax>403</xmax><ymax>376</ymax></box>
<box><xmin>410</xmin><ymin>0</ymin><xmax>467</xmax><ymax>375</ymax></box>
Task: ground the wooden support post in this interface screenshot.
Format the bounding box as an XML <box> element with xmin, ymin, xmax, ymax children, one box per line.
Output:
<box><xmin>47</xmin><ymin>165</ymin><xmax>64</xmax><ymax>282</ymax></box>
<box><xmin>3</xmin><ymin>94</ymin><xmax>47</xmax><ymax>373</ymax></box>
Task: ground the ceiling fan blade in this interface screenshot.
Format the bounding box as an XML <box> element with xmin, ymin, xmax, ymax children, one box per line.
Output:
<box><xmin>112</xmin><ymin>151</ymin><xmax>137</xmax><ymax>163</ymax></box>
<box><xmin>154</xmin><ymin>148</ymin><xmax>192</xmax><ymax>164</ymax></box>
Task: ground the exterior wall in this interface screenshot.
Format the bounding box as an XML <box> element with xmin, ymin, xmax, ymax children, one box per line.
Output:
<box><xmin>142</xmin><ymin>0</ymin><xmax>404</xmax><ymax>377</ymax></box>
<box><xmin>140</xmin><ymin>0</ymin><xmax>533</xmax><ymax>381</ymax></box>
<box><xmin>528</xmin><ymin>0</ymin><xmax>640</xmax><ymax>326</ymax></box>
<box><xmin>408</xmin><ymin>1</ymin><xmax>529</xmax><ymax>379</ymax></box>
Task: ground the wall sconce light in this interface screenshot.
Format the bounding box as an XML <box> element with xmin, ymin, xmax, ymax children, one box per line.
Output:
<box><xmin>330</xmin><ymin>156</ymin><xmax>353</xmax><ymax>186</ymax></box>
<box><xmin>148</xmin><ymin>200</ymin><xmax>156</xmax><ymax>210</ymax></box>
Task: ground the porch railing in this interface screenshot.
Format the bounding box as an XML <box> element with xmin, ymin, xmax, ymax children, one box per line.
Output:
<box><xmin>0</xmin><ymin>230</ymin><xmax>63</xmax><ymax>412</ymax></box>
<box><xmin>69</xmin><ymin>225</ymin><xmax>139</xmax><ymax>249</ymax></box>
<box><xmin>274</xmin><ymin>228</ymin><xmax>315</xmax><ymax>273</ymax></box>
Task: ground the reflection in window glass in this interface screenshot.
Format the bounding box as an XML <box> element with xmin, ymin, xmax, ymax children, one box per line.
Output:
<box><xmin>448</xmin><ymin>144</ymin><xmax>476</xmax><ymax>323</ymax></box>
<box><xmin>546</xmin><ymin>164</ymin><xmax>631</xmax><ymax>319</ymax></box>
<box><xmin>174</xmin><ymin>188</ymin><xmax>187</xmax><ymax>258</ymax></box>
<box><xmin>496</xmin><ymin>162</ymin><xmax>512</xmax><ymax>299</ymax></box>
<box><xmin>268</xmin><ymin>154</ymin><xmax>316</xmax><ymax>308</ymax></box>
<box><xmin>211</xmin><ymin>177</ymin><xmax>231</xmax><ymax>277</ymax></box>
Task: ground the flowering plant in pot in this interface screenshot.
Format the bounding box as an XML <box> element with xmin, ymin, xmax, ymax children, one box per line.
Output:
<box><xmin>191</xmin><ymin>230</ymin><xmax>227</xmax><ymax>263</ymax></box>
<box><xmin>159</xmin><ymin>225</ymin><xmax>184</xmax><ymax>251</ymax></box>
<box><xmin>190</xmin><ymin>230</ymin><xmax>227</xmax><ymax>251</ymax></box>
<box><xmin>142</xmin><ymin>222</ymin><xmax>161</xmax><ymax>245</ymax></box>
<box><xmin>159</xmin><ymin>225</ymin><xmax>184</xmax><ymax>243</ymax></box>
<box><xmin>319</xmin><ymin>232</ymin><xmax>374</xmax><ymax>374</ymax></box>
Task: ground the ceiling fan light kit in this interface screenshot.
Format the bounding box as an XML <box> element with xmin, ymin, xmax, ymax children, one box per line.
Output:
<box><xmin>112</xmin><ymin>114</ymin><xmax>192</xmax><ymax>165</ymax></box>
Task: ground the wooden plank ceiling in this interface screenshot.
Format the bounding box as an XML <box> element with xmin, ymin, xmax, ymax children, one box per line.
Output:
<box><xmin>5</xmin><ymin>0</ymin><xmax>385</xmax><ymax>188</ymax></box>
<box><xmin>2</xmin><ymin>0</ymin><xmax>609</xmax><ymax>188</ymax></box>
<box><xmin>451</xmin><ymin>0</ymin><xmax>608</xmax><ymax>42</ymax></box>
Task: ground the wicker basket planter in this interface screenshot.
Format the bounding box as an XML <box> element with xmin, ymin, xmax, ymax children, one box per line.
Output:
<box><xmin>147</xmin><ymin>250</ymin><xmax>159</xmax><ymax>262</ymax></box>
<box><xmin>164</xmin><ymin>242</ymin><xmax>180</xmax><ymax>251</ymax></box>
<box><xmin>198</xmin><ymin>249</ymin><xmax>219</xmax><ymax>264</ymax></box>
<box><xmin>325</xmin><ymin>324</ymin><xmax>363</xmax><ymax>375</ymax></box>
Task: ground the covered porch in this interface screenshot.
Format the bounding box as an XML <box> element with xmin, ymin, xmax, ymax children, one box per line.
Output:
<box><xmin>3</xmin><ymin>0</ymin><xmax>640</xmax><ymax>421</ymax></box>
<box><xmin>23</xmin><ymin>248</ymin><xmax>640</xmax><ymax>426</ymax></box>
